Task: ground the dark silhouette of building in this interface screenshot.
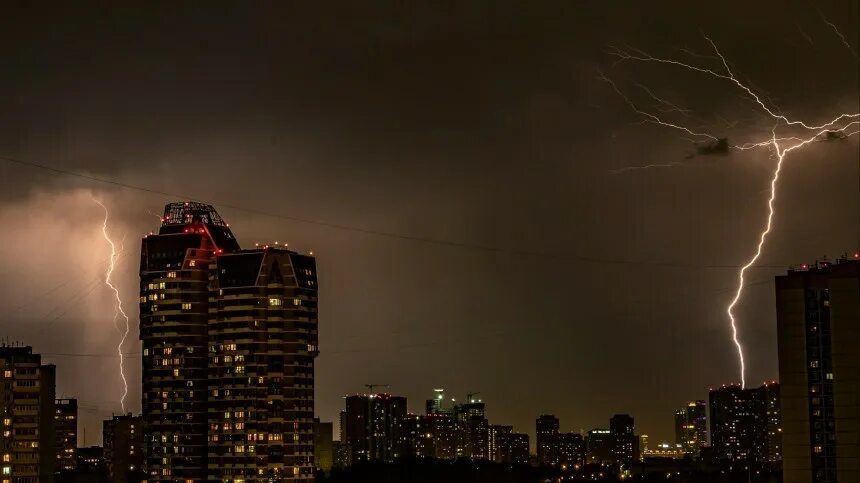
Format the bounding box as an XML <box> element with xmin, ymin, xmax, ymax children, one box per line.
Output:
<box><xmin>504</xmin><ymin>433</ymin><xmax>530</xmax><ymax>464</ymax></box>
<box><xmin>314</xmin><ymin>419</ymin><xmax>333</xmax><ymax>475</ymax></box>
<box><xmin>776</xmin><ymin>257</ymin><xmax>859</xmax><ymax>483</ymax></box>
<box><xmin>558</xmin><ymin>432</ymin><xmax>585</xmax><ymax>469</ymax></box>
<box><xmin>674</xmin><ymin>401</ymin><xmax>707</xmax><ymax>456</ymax></box>
<box><xmin>452</xmin><ymin>399</ymin><xmax>488</xmax><ymax>460</ymax></box>
<box><xmin>0</xmin><ymin>345</ymin><xmax>56</xmax><ymax>481</ymax></box>
<box><xmin>709</xmin><ymin>382</ymin><xmax>781</xmax><ymax>463</ymax></box>
<box><xmin>55</xmin><ymin>398</ymin><xmax>77</xmax><ymax>472</ymax></box>
<box><xmin>332</xmin><ymin>441</ymin><xmax>351</xmax><ymax>469</ymax></box>
<box><xmin>488</xmin><ymin>425</ymin><xmax>512</xmax><ymax>463</ymax></box>
<box><xmin>586</xmin><ymin>429</ymin><xmax>613</xmax><ymax>465</ymax></box>
<box><xmin>610</xmin><ymin>414</ymin><xmax>637</xmax><ymax>466</ymax></box>
<box><xmin>425</xmin><ymin>389</ymin><xmax>449</xmax><ymax>416</ymax></box>
<box><xmin>76</xmin><ymin>446</ymin><xmax>105</xmax><ymax>473</ymax></box>
<box><xmin>103</xmin><ymin>414</ymin><xmax>144</xmax><ymax>483</ymax></box>
<box><xmin>139</xmin><ymin>202</ymin><xmax>319</xmax><ymax>481</ymax></box>
<box><xmin>401</xmin><ymin>414</ymin><xmax>457</xmax><ymax>460</ymax></box>
<box><xmin>344</xmin><ymin>393</ymin><xmax>406</xmax><ymax>462</ymax></box>
<box><xmin>535</xmin><ymin>415</ymin><xmax>559</xmax><ymax>465</ymax></box>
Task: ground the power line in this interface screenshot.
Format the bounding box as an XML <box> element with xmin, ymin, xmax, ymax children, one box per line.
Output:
<box><xmin>0</xmin><ymin>154</ymin><xmax>795</xmax><ymax>270</ymax></box>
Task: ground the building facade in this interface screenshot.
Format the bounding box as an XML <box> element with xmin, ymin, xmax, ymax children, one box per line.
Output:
<box><xmin>777</xmin><ymin>257</ymin><xmax>859</xmax><ymax>483</ymax></box>
<box><xmin>535</xmin><ymin>415</ymin><xmax>559</xmax><ymax>465</ymax></box>
<box><xmin>557</xmin><ymin>432</ymin><xmax>585</xmax><ymax>468</ymax></box>
<box><xmin>586</xmin><ymin>429</ymin><xmax>613</xmax><ymax>465</ymax></box>
<box><xmin>139</xmin><ymin>202</ymin><xmax>319</xmax><ymax>481</ymax></box>
<box><xmin>505</xmin><ymin>433</ymin><xmax>529</xmax><ymax>464</ymax></box>
<box><xmin>674</xmin><ymin>400</ymin><xmax>707</xmax><ymax>456</ymax></box>
<box><xmin>709</xmin><ymin>383</ymin><xmax>781</xmax><ymax>463</ymax></box>
<box><xmin>54</xmin><ymin>398</ymin><xmax>77</xmax><ymax>472</ymax></box>
<box><xmin>343</xmin><ymin>394</ymin><xmax>406</xmax><ymax>463</ymax></box>
<box><xmin>610</xmin><ymin>414</ymin><xmax>636</xmax><ymax>466</ymax></box>
<box><xmin>103</xmin><ymin>414</ymin><xmax>144</xmax><ymax>483</ymax></box>
<box><xmin>0</xmin><ymin>346</ymin><xmax>56</xmax><ymax>482</ymax></box>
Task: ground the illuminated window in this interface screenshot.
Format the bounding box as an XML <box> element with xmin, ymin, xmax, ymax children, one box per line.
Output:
<box><xmin>269</xmin><ymin>298</ymin><xmax>282</xmax><ymax>306</ymax></box>
<box><xmin>139</xmin><ymin>296</ymin><xmax>147</xmax><ymax>303</ymax></box>
<box><xmin>810</xmin><ymin>360</ymin><xmax>819</xmax><ymax>368</ymax></box>
<box><xmin>164</xmin><ymin>347</ymin><xmax>172</xmax><ymax>355</ymax></box>
<box><xmin>2</xmin><ymin>371</ymin><xmax>10</xmax><ymax>378</ymax></box>
<box><xmin>181</xmin><ymin>303</ymin><xmax>191</xmax><ymax>310</ymax></box>
<box><xmin>293</xmin><ymin>298</ymin><xmax>301</xmax><ymax>306</ymax></box>
<box><xmin>189</xmin><ymin>260</ymin><xmax>196</xmax><ymax>267</ymax></box>
<box><xmin>173</xmin><ymin>369</ymin><xmax>179</xmax><ymax>377</ymax></box>
<box><xmin>2</xmin><ymin>455</ymin><xmax>8</xmax><ymax>463</ymax></box>
<box><xmin>167</xmin><ymin>271</ymin><xmax>177</xmax><ymax>279</ymax></box>
<box><xmin>235</xmin><ymin>366</ymin><xmax>245</xmax><ymax>374</ymax></box>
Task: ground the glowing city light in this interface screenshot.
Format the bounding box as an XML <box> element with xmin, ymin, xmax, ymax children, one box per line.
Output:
<box><xmin>93</xmin><ymin>196</ymin><xmax>131</xmax><ymax>412</ymax></box>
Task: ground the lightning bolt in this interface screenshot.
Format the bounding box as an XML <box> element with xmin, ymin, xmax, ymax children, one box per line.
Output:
<box><xmin>93</xmin><ymin>196</ymin><xmax>130</xmax><ymax>412</ymax></box>
<box><xmin>605</xmin><ymin>36</ymin><xmax>860</xmax><ymax>388</ymax></box>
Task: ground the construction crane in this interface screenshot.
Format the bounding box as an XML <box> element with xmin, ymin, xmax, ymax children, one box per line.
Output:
<box><xmin>364</xmin><ymin>384</ymin><xmax>390</xmax><ymax>394</ymax></box>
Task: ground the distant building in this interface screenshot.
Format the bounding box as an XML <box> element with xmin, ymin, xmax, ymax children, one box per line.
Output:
<box><xmin>709</xmin><ymin>382</ymin><xmax>781</xmax><ymax>463</ymax></box>
<box><xmin>642</xmin><ymin>442</ymin><xmax>686</xmax><ymax>459</ymax></box>
<box><xmin>344</xmin><ymin>393</ymin><xmax>407</xmax><ymax>462</ymax></box>
<box><xmin>586</xmin><ymin>429</ymin><xmax>613</xmax><ymax>465</ymax></box>
<box><xmin>610</xmin><ymin>414</ymin><xmax>637</xmax><ymax>466</ymax></box>
<box><xmin>674</xmin><ymin>400</ymin><xmax>707</xmax><ymax>456</ymax></box>
<box><xmin>776</xmin><ymin>257</ymin><xmax>859</xmax><ymax>483</ymax></box>
<box><xmin>488</xmin><ymin>425</ymin><xmax>512</xmax><ymax>463</ymax></box>
<box><xmin>77</xmin><ymin>446</ymin><xmax>106</xmax><ymax>472</ymax></box>
<box><xmin>314</xmin><ymin>419</ymin><xmax>334</xmax><ymax>475</ymax></box>
<box><xmin>103</xmin><ymin>414</ymin><xmax>144</xmax><ymax>483</ymax></box>
<box><xmin>332</xmin><ymin>441</ymin><xmax>352</xmax><ymax>469</ymax></box>
<box><xmin>0</xmin><ymin>345</ymin><xmax>57</xmax><ymax>481</ymax></box>
<box><xmin>453</xmin><ymin>400</ymin><xmax>487</xmax><ymax>460</ymax></box>
<box><xmin>425</xmin><ymin>389</ymin><xmax>449</xmax><ymax>415</ymax></box>
<box><xmin>535</xmin><ymin>415</ymin><xmax>560</xmax><ymax>465</ymax></box>
<box><xmin>638</xmin><ymin>434</ymin><xmax>649</xmax><ymax>460</ymax></box>
<box><xmin>557</xmin><ymin>432</ymin><xmax>585</xmax><ymax>468</ymax></box>
<box><xmin>339</xmin><ymin>410</ymin><xmax>347</xmax><ymax>443</ymax></box>
<box><xmin>505</xmin><ymin>433</ymin><xmax>530</xmax><ymax>464</ymax></box>
<box><xmin>55</xmin><ymin>398</ymin><xmax>77</xmax><ymax>471</ymax></box>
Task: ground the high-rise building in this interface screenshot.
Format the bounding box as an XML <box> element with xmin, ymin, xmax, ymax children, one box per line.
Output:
<box><xmin>776</xmin><ymin>257</ymin><xmax>859</xmax><ymax>483</ymax></box>
<box><xmin>339</xmin><ymin>410</ymin><xmax>347</xmax><ymax>443</ymax></box>
<box><xmin>557</xmin><ymin>432</ymin><xmax>585</xmax><ymax>468</ymax></box>
<box><xmin>332</xmin><ymin>441</ymin><xmax>352</xmax><ymax>469</ymax></box>
<box><xmin>425</xmin><ymin>389</ymin><xmax>448</xmax><ymax>416</ymax></box>
<box><xmin>55</xmin><ymin>398</ymin><xmax>77</xmax><ymax>472</ymax></box>
<box><xmin>536</xmin><ymin>415</ymin><xmax>560</xmax><ymax>465</ymax></box>
<box><xmin>313</xmin><ymin>420</ymin><xmax>333</xmax><ymax>475</ymax></box>
<box><xmin>207</xmin><ymin>246</ymin><xmax>319</xmax><ymax>481</ymax></box>
<box><xmin>610</xmin><ymin>414</ymin><xmax>637</xmax><ymax>466</ymax></box>
<box><xmin>0</xmin><ymin>345</ymin><xmax>57</xmax><ymax>481</ymax></box>
<box><xmin>343</xmin><ymin>393</ymin><xmax>406</xmax><ymax>463</ymax></box>
<box><xmin>103</xmin><ymin>414</ymin><xmax>144</xmax><ymax>483</ymax></box>
<box><xmin>400</xmin><ymin>414</ymin><xmax>457</xmax><ymax>460</ymax></box>
<box><xmin>453</xmin><ymin>399</ymin><xmax>487</xmax><ymax>460</ymax></box>
<box><xmin>709</xmin><ymin>382</ymin><xmax>781</xmax><ymax>463</ymax></box>
<box><xmin>487</xmin><ymin>425</ymin><xmax>512</xmax><ymax>463</ymax></box>
<box><xmin>674</xmin><ymin>400</ymin><xmax>707</xmax><ymax>456</ymax></box>
<box><xmin>139</xmin><ymin>202</ymin><xmax>319</xmax><ymax>481</ymax></box>
<box><xmin>77</xmin><ymin>446</ymin><xmax>105</xmax><ymax>472</ymax></box>
<box><xmin>586</xmin><ymin>429</ymin><xmax>613</xmax><ymax>465</ymax></box>
<box><xmin>505</xmin><ymin>433</ymin><xmax>529</xmax><ymax>464</ymax></box>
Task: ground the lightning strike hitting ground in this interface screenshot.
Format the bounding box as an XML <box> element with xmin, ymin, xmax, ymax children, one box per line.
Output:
<box><xmin>93</xmin><ymin>197</ymin><xmax>130</xmax><ymax>412</ymax></box>
<box><xmin>606</xmin><ymin>36</ymin><xmax>859</xmax><ymax>388</ymax></box>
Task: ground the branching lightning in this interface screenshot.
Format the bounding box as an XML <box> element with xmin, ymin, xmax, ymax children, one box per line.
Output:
<box><xmin>93</xmin><ymin>197</ymin><xmax>130</xmax><ymax>412</ymax></box>
<box><xmin>605</xmin><ymin>35</ymin><xmax>860</xmax><ymax>388</ymax></box>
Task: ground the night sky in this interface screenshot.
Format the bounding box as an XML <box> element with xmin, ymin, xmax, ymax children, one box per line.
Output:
<box><xmin>0</xmin><ymin>1</ymin><xmax>857</xmax><ymax>446</ymax></box>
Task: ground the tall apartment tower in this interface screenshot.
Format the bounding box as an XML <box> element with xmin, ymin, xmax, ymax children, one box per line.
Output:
<box><xmin>709</xmin><ymin>383</ymin><xmax>781</xmax><ymax>463</ymax></box>
<box><xmin>535</xmin><ymin>415</ymin><xmax>560</xmax><ymax>465</ymax></box>
<box><xmin>610</xmin><ymin>414</ymin><xmax>637</xmax><ymax>466</ymax></box>
<box><xmin>674</xmin><ymin>400</ymin><xmax>707</xmax><ymax>456</ymax></box>
<box><xmin>139</xmin><ymin>202</ymin><xmax>319</xmax><ymax>481</ymax></box>
<box><xmin>55</xmin><ymin>398</ymin><xmax>77</xmax><ymax>472</ymax></box>
<box><xmin>0</xmin><ymin>346</ymin><xmax>56</xmax><ymax>482</ymax></box>
<box><xmin>776</xmin><ymin>257</ymin><xmax>859</xmax><ymax>483</ymax></box>
<box><xmin>343</xmin><ymin>394</ymin><xmax>406</xmax><ymax>463</ymax></box>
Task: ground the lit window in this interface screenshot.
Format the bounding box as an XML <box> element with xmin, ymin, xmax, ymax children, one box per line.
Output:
<box><xmin>167</xmin><ymin>271</ymin><xmax>177</xmax><ymax>279</ymax></box>
<box><xmin>810</xmin><ymin>360</ymin><xmax>819</xmax><ymax>368</ymax></box>
<box><xmin>2</xmin><ymin>371</ymin><xmax>10</xmax><ymax>378</ymax></box>
<box><xmin>269</xmin><ymin>298</ymin><xmax>282</xmax><ymax>306</ymax></box>
<box><xmin>173</xmin><ymin>369</ymin><xmax>179</xmax><ymax>377</ymax></box>
<box><xmin>189</xmin><ymin>260</ymin><xmax>196</xmax><ymax>267</ymax></box>
<box><xmin>293</xmin><ymin>298</ymin><xmax>301</xmax><ymax>306</ymax></box>
<box><xmin>181</xmin><ymin>303</ymin><xmax>191</xmax><ymax>310</ymax></box>
<box><xmin>236</xmin><ymin>366</ymin><xmax>245</xmax><ymax>374</ymax></box>
<box><xmin>826</xmin><ymin>373</ymin><xmax>834</xmax><ymax>380</ymax></box>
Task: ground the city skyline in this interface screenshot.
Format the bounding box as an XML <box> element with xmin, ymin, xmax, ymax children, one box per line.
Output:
<box><xmin>0</xmin><ymin>0</ymin><xmax>858</xmax><ymax>465</ymax></box>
